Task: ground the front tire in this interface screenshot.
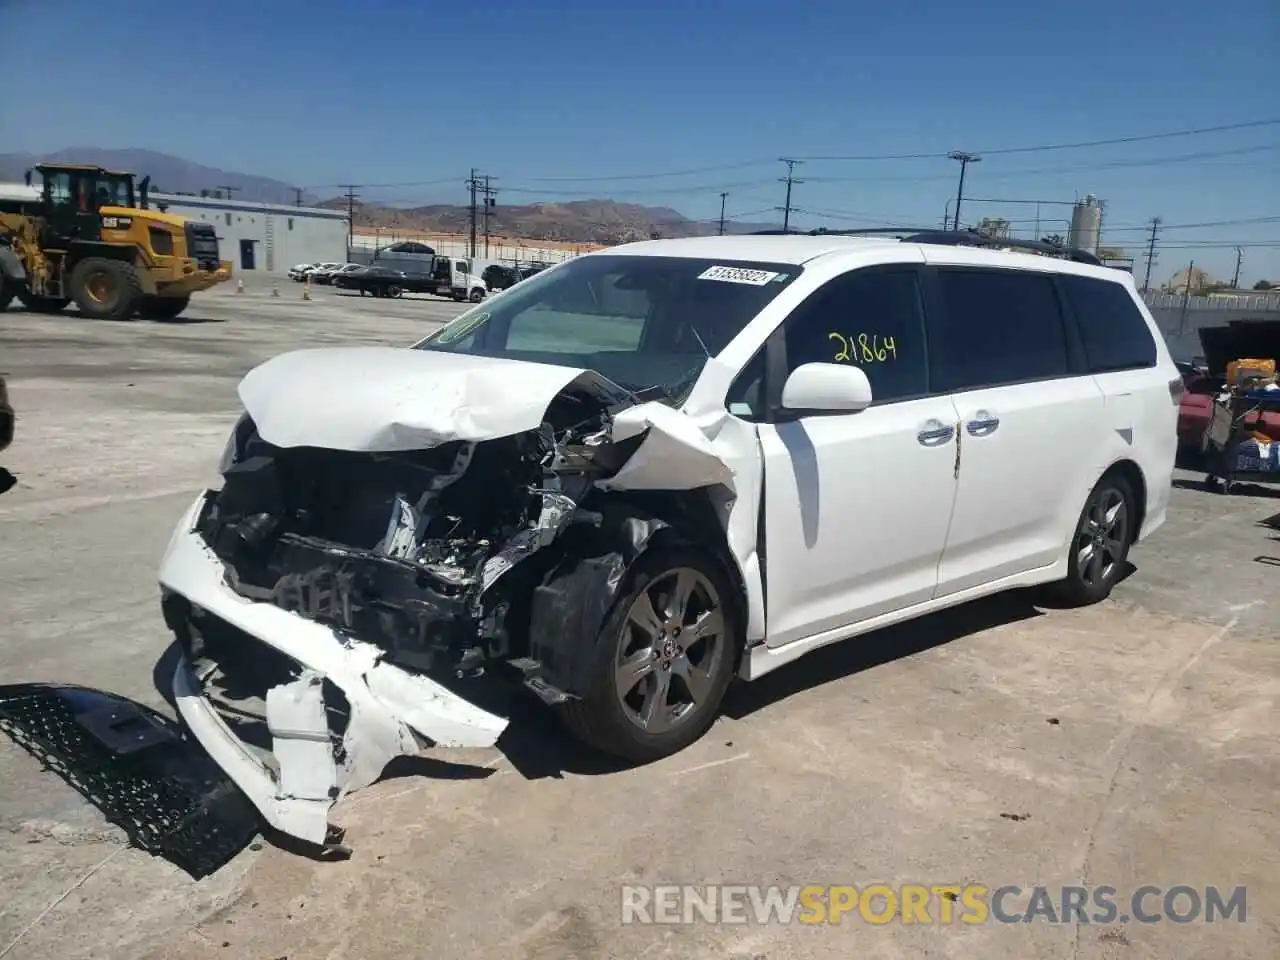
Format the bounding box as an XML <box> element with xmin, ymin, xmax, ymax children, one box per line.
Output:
<box><xmin>1048</xmin><ymin>473</ymin><xmax>1135</xmax><ymax>607</ymax></box>
<box><xmin>558</xmin><ymin>547</ymin><xmax>738</xmax><ymax>763</ymax></box>
<box><xmin>68</xmin><ymin>258</ymin><xmax>143</xmax><ymax>321</ymax></box>
<box><xmin>468</xmin><ymin>287</ymin><xmax>485</xmax><ymax>302</ymax></box>
<box><xmin>137</xmin><ymin>295</ymin><xmax>190</xmax><ymax>320</ymax></box>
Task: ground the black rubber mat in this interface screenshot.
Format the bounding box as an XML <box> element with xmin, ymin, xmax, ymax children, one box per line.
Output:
<box><xmin>0</xmin><ymin>683</ymin><xmax>261</xmax><ymax>878</ymax></box>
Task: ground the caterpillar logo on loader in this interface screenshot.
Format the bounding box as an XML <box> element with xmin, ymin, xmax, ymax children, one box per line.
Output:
<box><xmin>0</xmin><ymin>163</ymin><xmax>233</xmax><ymax>321</ymax></box>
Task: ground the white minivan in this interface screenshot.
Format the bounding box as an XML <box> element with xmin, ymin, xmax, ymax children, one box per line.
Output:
<box><xmin>159</xmin><ymin>231</ymin><xmax>1179</xmax><ymax>848</ymax></box>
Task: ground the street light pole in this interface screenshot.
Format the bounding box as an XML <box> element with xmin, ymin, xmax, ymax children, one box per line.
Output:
<box><xmin>947</xmin><ymin>151</ymin><xmax>981</xmax><ymax>230</ymax></box>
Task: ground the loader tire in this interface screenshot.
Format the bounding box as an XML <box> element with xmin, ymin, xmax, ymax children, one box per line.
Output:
<box><xmin>138</xmin><ymin>296</ymin><xmax>190</xmax><ymax>321</ymax></box>
<box><xmin>68</xmin><ymin>258</ymin><xmax>143</xmax><ymax>321</ymax></box>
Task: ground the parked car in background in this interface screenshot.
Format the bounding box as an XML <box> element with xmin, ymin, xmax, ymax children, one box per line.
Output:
<box><xmin>482</xmin><ymin>262</ymin><xmax>552</xmax><ymax>292</ymax></box>
<box><xmin>308</xmin><ymin>263</ymin><xmax>348</xmax><ymax>285</ymax></box>
<box><xmin>333</xmin><ymin>264</ymin><xmax>421</xmax><ymax>298</ymax></box>
<box><xmin>288</xmin><ymin>263</ymin><xmax>317</xmax><ymax>281</ymax></box>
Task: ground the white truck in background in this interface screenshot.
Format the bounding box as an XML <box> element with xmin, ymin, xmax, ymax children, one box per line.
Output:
<box><xmin>368</xmin><ymin>241</ymin><xmax>489</xmax><ymax>301</ymax></box>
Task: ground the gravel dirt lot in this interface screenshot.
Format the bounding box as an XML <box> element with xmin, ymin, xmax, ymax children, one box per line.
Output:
<box><xmin>0</xmin><ymin>276</ymin><xmax>1276</xmax><ymax>960</ymax></box>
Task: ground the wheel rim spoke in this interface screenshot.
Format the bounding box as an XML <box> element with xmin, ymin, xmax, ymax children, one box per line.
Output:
<box><xmin>627</xmin><ymin>588</ymin><xmax>664</xmax><ymax>639</ymax></box>
<box><xmin>616</xmin><ymin>649</ymin><xmax>656</xmax><ymax>699</ymax></box>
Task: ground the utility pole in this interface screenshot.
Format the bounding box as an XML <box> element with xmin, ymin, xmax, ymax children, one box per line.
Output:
<box><xmin>1179</xmin><ymin>259</ymin><xmax>1195</xmax><ymax>333</ymax></box>
<box><xmin>718</xmin><ymin>192</ymin><xmax>728</xmax><ymax>236</ymax></box>
<box><xmin>293</xmin><ymin>187</ymin><xmax>303</xmax><ymax>207</ymax></box>
<box><xmin>216</xmin><ymin>184</ymin><xmax>238</xmax><ymax>202</ymax></box>
<box><xmin>777</xmin><ymin>159</ymin><xmax>803</xmax><ymax>232</ymax></box>
<box><xmin>480</xmin><ymin>175</ymin><xmax>498</xmax><ymax>257</ymax></box>
<box><xmin>338</xmin><ymin>184</ymin><xmax>360</xmax><ymax>250</ymax></box>
<box><xmin>1142</xmin><ymin>217</ymin><xmax>1161</xmax><ymax>292</ymax></box>
<box><xmin>466</xmin><ymin>168</ymin><xmax>480</xmax><ymax>258</ymax></box>
<box><xmin>946</xmin><ymin>151</ymin><xmax>981</xmax><ymax>230</ymax></box>
<box><xmin>1232</xmin><ymin>246</ymin><xmax>1244</xmax><ymax>289</ymax></box>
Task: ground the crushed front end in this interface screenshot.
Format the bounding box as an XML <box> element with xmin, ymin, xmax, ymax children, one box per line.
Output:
<box><xmin>158</xmin><ymin>376</ymin><xmax>641</xmax><ymax>848</ymax></box>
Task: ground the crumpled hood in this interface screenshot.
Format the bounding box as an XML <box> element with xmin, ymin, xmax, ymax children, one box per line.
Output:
<box><xmin>239</xmin><ymin>346</ymin><xmax>597</xmax><ymax>451</ymax></box>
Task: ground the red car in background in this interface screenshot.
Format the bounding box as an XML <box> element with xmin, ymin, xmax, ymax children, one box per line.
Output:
<box><xmin>1176</xmin><ymin>361</ymin><xmax>1218</xmax><ymax>450</ymax></box>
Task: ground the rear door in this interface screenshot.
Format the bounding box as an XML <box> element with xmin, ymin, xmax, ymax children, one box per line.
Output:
<box><xmin>1058</xmin><ymin>273</ymin><xmax>1177</xmax><ymax>537</ymax></box>
<box><xmin>925</xmin><ymin>262</ymin><xmax>1107</xmax><ymax>596</ymax></box>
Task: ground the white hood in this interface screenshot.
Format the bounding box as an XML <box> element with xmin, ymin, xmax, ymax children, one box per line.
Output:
<box><xmin>238</xmin><ymin>346</ymin><xmax>594</xmax><ymax>451</ymax></box>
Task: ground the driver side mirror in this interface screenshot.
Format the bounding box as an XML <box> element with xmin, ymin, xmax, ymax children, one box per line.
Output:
<box><xmin>779</xmin><ymin>362</ymin><xmax>873</xmax><ymax>416</ymax></box>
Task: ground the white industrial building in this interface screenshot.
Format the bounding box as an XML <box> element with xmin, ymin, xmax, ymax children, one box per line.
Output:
<box><xmin>151</xmin><ymin>193</ymin><xmax>349</xmax><ymax>272</ymax></box>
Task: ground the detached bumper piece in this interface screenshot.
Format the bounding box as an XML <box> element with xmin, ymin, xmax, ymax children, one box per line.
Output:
<box><xmin>0</xmin><ymin>684</ymin><xmax>260</xmax><ymax>878</ymax></box>
<box><xmin>159</xmin><ymin>492</ymin><xmax>509</xmax><ymax>851</ymax></box>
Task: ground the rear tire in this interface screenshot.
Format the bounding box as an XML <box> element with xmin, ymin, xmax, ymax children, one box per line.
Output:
<box><xmin>68</xmin><ymin>258</ymin><xmax>143</xmax><ymax>321</ymax></box>
<box><xmin>1046</xmin><ymin>472</ymin><xmax>1135</xmax><ymax>607</ymax></box>
<box><xmin>18</xmin><ymin>293</ymin><xmax>70</xmax><ymax>314</ymax></box>
<box><xmin>137</xmin><ymin>296</ymin><xmax>191</xmax><ymax>321</ymax></box>
<box><xmin>386</xmin><ymin>285</ymin><xmax>403</xmax><ymax>298</ymax></box>
<box><xmin>558</xmin><ymin>546</ymin><xmax>738</xmax><ymax>763</ymax></box>
<box><xmin>468</xmin><ymin>287</ymin><xmax>485</xmax><ymax>302</ymax></box>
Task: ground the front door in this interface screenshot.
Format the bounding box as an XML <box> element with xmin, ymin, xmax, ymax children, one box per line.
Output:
<box><xmin>756</xmin><ymin>264</ymin><xmax>961</xmax><ymax>649</ymax></box>
<box><xmin>240</xmin><ymin>239</ymin><xmax>256</xmax><ymax>271</ymax></box>
<box><xmin>925</xmin><ymin>265</ymin><xmax>1107</xmax><ymax>596</ymax></box>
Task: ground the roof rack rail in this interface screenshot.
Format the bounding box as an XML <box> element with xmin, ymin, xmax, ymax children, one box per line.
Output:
<box><xmin>747</xmin><ymin>226</ymin><xmax>1103</xmax><ymax>266</ymax></box>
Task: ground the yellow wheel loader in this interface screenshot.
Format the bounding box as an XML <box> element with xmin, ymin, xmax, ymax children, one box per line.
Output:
<box><xmin>0</xmin><ymin>163</ymin><xmax>232</xmax><ymax>321</ymax></box>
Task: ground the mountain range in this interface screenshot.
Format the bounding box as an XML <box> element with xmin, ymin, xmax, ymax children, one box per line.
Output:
<box><xmin>0</xmin><ymin>148</ymin><xmax>778</xmax><ymax>244</ymax></box>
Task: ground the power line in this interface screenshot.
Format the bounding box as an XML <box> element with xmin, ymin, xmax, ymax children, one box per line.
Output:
<box><xmin>491</xmin><ymin>119</ymin><xmax>1280</xmax><ymax>183</ymax></box>
<box><xmin>795</xmin><ymin>119</ymin><xmax>1280</xmax><ymax>161</ymax></box>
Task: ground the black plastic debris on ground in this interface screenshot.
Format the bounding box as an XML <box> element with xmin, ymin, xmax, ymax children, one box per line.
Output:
<box><xmin>0</xmin><ymin>683</ymin><xmax>261</xmax><ymax>878</ymax></box>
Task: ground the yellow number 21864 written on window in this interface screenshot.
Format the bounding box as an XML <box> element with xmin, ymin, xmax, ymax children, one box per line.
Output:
<box><xmin>829</xmin><ymin>332</ymin><xmax>898</xmax><ymax>364</ymax></box>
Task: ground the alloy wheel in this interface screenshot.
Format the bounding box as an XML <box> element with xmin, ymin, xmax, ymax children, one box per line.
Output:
<box><xmin>614</xmin><ymin>568</ymin><xmax>726</xmax><ymax>735</ymax></box>
<box><xmin>1076</xmin><ymin>485</ymin><xmax>1129</xmax><ymax>588</ymax></box>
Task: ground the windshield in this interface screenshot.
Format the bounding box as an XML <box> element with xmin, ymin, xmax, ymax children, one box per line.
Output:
<box><xmin>414</xmin><ymin>254</ymin><xmax>800</xmax><ymax>394</ymax></box>
<box><xmin>92</xmin><ymin>174</ymin><xmax>133</xmax><ymax>208</ymax></box>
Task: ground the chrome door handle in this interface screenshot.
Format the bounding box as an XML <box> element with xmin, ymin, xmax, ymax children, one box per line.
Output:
<box><xmin>917</xmin><ymin>419</ymin><xmax>956</xmax><ymax>446</ymax></box>
<box><xmin>965</xmin><ymin>410</ymin><xmax>1000</xmax><ymax>437</ymax></box>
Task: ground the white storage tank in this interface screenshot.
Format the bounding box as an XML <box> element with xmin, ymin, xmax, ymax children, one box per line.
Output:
<box><xmin>1069</xmin><ymin>194</ymin><xmax>1102</xmax><ymax>253</ymax></box>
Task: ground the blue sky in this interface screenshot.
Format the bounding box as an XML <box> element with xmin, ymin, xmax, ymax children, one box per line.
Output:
<box><xmin>1</xmin><ymin>0</ymin><xmax>1277</xmax><ymax>284</ymax></box>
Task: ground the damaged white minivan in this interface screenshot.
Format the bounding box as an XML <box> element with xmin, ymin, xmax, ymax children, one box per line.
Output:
<box><xmin>159</xmin><ymin>232</ymin><xmax>1178</xmax><ymax>847</ymax></box>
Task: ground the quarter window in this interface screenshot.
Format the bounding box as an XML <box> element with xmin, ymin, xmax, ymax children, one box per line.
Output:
<box><xmin>930</xmin><ymin>269</ymin><xmax>1069</xmax><ymax>392</ymax></box>
<box><xmin>781</xmin><ymin>269</ymin><xmax>929</xmax><ymax>404</ymax></box>
<box><xmin>1060</xmin><ymin>274</ymin><xmax>1157</xmax><ymax>372</ymax></box>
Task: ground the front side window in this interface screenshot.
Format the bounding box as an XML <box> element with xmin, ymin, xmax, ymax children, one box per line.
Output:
<box><xmin>417</xmin><ymin>255</ymin><xmax>800</xmax><ymax>397</ymax></box>
<box><xmin>930</xmin><ymin>268</ymin><xmax>1069</xmax><ymax>392</ymax></box>
<box><xmin>781</xmin><ymin>268</ymin><xmax>930</xmax><ymax>404</ymax></box>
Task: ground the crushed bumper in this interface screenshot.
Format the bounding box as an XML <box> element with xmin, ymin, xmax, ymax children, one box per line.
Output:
<box><xmin>159</xmin><ymin>492</ymin><xmax>509</xmax><ymax>848</ymax></box>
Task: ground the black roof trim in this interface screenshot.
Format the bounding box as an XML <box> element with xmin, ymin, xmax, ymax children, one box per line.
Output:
<box><xmin>748</xmin><ymin>227</ymin><xmax>1104</xmax><ymax>266</ymax></box>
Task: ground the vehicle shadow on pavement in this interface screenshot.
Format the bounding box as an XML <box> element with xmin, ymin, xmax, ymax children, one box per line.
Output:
<box><xmin>722</xmin><ymin>591</ymin><xmax>1045</xmax><ymax>721</ymax></box>
<box><xmin>0</xmin><ymin>467</ymin><xmax>16</xmax><ymax>495</ymax></box>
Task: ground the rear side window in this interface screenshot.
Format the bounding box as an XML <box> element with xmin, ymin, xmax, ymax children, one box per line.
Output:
<box><xmin>930</xmin><ymin>268</ymin><xmax>1069</xmax><ymax>392</ymax></box>
<box><xmin>1060</xmin><ymin>274</ymin><xmax>1157</xmax><ymax>373</ymax></box>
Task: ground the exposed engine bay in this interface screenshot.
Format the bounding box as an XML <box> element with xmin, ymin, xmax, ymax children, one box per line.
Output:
<box><xmin>197</xmin><ymin>386</ymin><xmax>656</xmax><ymax>700</ymax></box>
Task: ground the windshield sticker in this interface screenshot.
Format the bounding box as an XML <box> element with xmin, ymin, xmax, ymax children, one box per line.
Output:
<box><xmin>698</xmin><ymin>265</ymin><xmax>781</xmax><ymax>285</ymax></box>
<box><xmin>433</xmin><ymin>311</ymin><xmax>489</xmax><ymax>344</ymax></box>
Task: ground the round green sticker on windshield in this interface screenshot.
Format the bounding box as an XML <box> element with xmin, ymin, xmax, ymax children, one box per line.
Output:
<box><xmin>434</xmin><ymin>311</ymin><xmax>490</xmax><ymax>344</ymax></box>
